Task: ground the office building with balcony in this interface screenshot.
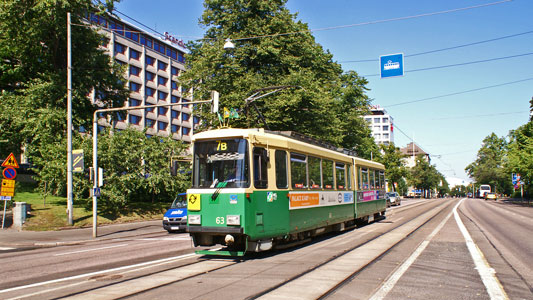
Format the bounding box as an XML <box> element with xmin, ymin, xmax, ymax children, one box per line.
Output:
<box><xmin>364</xmin><ymin>106</ymin><xmax>394</xmax><ymax>145</ymax></box>
<box><xmin>88</xmin><ymin>13</ymin><xmax>197</xmax><ymax>142</ymax></box>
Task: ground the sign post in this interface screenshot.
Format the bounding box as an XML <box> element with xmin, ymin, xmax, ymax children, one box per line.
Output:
<box><xmin>1</xmin><ymin>153</ymin><xmax>19</xmax><ymax>229</ymax></box>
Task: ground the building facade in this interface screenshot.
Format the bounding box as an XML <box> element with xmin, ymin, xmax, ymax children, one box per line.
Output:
<box><xmin>89</xmin><ymin>13</ymin><xmax>197</xmax><ymax>142</ymax></box>
<box><xmin>364</xmin><ymin>106</ymin><xmax>394</xmax><ymax>145</ymax></box>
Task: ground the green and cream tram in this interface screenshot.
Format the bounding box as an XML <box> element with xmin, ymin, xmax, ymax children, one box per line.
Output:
<box><xmin>187</xmin><ymin>128</ymin><xmax>386</xmax><ymax>256</ymax></box>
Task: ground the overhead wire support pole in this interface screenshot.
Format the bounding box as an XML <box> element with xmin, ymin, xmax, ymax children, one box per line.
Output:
<box><xmin>91</xmin><ymin>100</ymin><xmax>212</xmax><ymax>238</ymax></box>
<box><xmin>67</xmin><ymin>12</ymin><xmax>73</xmax><ymax>225</ymax></box>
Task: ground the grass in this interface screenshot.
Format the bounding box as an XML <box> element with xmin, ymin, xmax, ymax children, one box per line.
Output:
<box><xmin>12</xmin><ymin>182</ymin><xmax>169</xmax><ymax>231</ymax></box>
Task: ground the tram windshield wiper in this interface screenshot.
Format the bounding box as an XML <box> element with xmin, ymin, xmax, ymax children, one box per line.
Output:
<box><xmin>211</xmin><ymin>181</ymin><xmax>228</xmax><ymax>200</ymax></box>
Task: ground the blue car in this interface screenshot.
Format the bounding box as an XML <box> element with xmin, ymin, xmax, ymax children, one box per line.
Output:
<box><xmin>163</xmin><ymin>193</ymin><xmax>187</xmax><ymax>233</ymax></box>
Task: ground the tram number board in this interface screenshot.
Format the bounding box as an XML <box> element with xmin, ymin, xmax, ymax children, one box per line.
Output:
<box><xmin>216</xmin><ymin>141</ymin><xmax>228</xmax><ymax>151</ymax></box>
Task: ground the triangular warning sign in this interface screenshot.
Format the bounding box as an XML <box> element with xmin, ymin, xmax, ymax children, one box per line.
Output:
<box><xmin>1</xmin><ymin>153</ymin><xmax>19</xmax><ymax>168</ymax></box>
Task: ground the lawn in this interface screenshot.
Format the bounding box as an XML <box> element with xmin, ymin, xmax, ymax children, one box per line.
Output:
<box><xmin>11</xmin><ymin>182</ymin><xmax>170</xmax><ymax>231</ymax></box>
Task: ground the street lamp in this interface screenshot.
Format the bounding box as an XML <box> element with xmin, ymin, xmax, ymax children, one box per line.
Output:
<box><xmin>223</xmin><ymin>38</ymin><xmax>235</xmax><ymax>49</ymax></box>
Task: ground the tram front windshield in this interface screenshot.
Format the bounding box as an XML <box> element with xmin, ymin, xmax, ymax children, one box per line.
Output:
<box><xmin>193</xmin><ymin>139</ymin><xmax>250</xmax><ymax>188</ymax></box>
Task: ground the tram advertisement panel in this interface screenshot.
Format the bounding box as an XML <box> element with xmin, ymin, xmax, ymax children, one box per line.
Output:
<box><xmin>289</xmin><ymin>191</ymin><xmax>354</xmax><ymax>210</ymax></box>
<box><xmin>356</xmin><ymin>190</ymin><xmax>383</xmax><ymax>202</ymax></box>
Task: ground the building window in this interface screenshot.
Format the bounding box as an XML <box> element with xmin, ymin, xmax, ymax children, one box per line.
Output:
<box><xmin>158</xmin><ymin>91</ymin><xmax>167</xmax><ymax>101</ymax></box>
<box><xmin>374</xmin><ymin>125</ymin><xmax>380</xmax><ymax>131</ymax></box>
<box><xmin>154</xmin><ymin>41</ymin><xmax>165</xmax><ymax>55</ymax></box>
<box><xmin>146</xmin><ymin>71</ymin><xmax>155</xmax><ymax>82</ymax></box>
<box><xmin>145</xmin><ymin>118</ymin><xmax>155</xmax><ymax>128</ymax></box>
<box><xmin>171</xmin><ymin>110</ymin><xmax>180</xmax><ymax>119</ymax></box>
<box><xmin>383</xmin><ymin>133</ymin><xmax>389</xmax><ymax>139</ymax></box>
<box><xmin>141</xmin><ymin>35</ymin><xmax>152</xmax><ymax>48</ymax></box>
<box><xmin>365</xmin><ymin>118</ymin><xmax>371</xmax><ymax>123</ymax></box>
<box><xmin>193</xmin><ymin>116</ymin><xmax>200</xmax><ymax>125</ymax></box>
<box><xmin>182</xmin><ymin>113</ymin><xmax>190</xmax><ymax>121</ymax></box>
<box><xmin>129</xmin><ymin>65</ymin><xmax>140</xmax><ymax>76</ymax></box>
<box><xmin>158</xmin><ymin>121</ymin><xmax>168</xmax><ymax>131</ymax></box>
<box><xmin>129</xmin><ymin>98</ymin><xmax>141</xmax><ymax>107</ymax></box>
<box><xmin>145</xmin><ymin>56</ymin><xmax>155</xmax><ymax>66</ymax></box>
<box><xmin>171</xmin><ymin>95</ymin><xmax>179</xmax><ymax>103</ymax></box>
<box><xmin>382</xmin><ymin>117</ymin><xmax>389</xmax><ymax>123</ymax></box>
<box><xmin>129</xmin><ymin>115</ymin><xmax>141</xmax><ymax>125</ymax></box>
<box><xmin>171</xmin><ymin>67</ymin><xmax>179</xmax><ymax>76</ymax></box>
<box><xmin>181</xmin><ymin>99</ymin><xmax>189</xmax><ymax>108</ymax></box>
<box><xmin>178</xmin><ymin>52</ymin><xmax>185</xmax><ymax>63</ymax></box>
<box><xmin>171</xmin><ymin>81</ymin><xmax>178</xmax><ymax>91</ymax></box>
<box><xmin>129</xmin><ymin>49</ymin><xmax>140</xmax><ymax>60</ymax></box>
<box><xmin>114</xmin><ymin>43</ymin><xmax>126</xmax><ymax>55</ymax></box>
<box><xmin>146</xmin><ymin>103</ymin><xmax>154</xmax><ymax>113</ymax></box>
<box><xmin>109</xmin><ymin>21</ymin><xmax>124</xmax><ymax>35</ymax></box>
<box><xmin>158</xmin><ymin>61</ymin><xmax>168</xmax><ymax>71</ymax></box>
<box><xmin>373</xmin><ymin>117</ymin><xmax>380</xmax><ymax>123</ymax></box>
<box><xmin>171</xmin><ymin>124</ymin><xmax>179</xmax><ymax>133</ymax></box>
<box><xmin>125</xmin><ymin>27</ymin><xmax>139</xmax><ymax>42</ymax></box>
<box><xmin>374</xmin><ymin>133</ymin><xmax>381</xmax><ymax>139</ymax></box>
<box><xmin>129</xmin><ymin>82</ymin><xmax>141</xmax><ymax>92</ymax></box>
<box><xmin>145</xmin><ymin>87</ymin><xmax>155</xmax><ymax>97</ymax></box>
<box><xmin>383</xmin><ymin>125</ymin><xmax>389</xmax><ymax>131</ymax></box>
<box><xmin>182</xmin><ymin>127</ymin><xmax>190</xmax><ymax>135</ymax></box>
<box><xmin>158</xmin><ymin>76</ymin><xmax>168</xmax><ymax>86</ymax></box>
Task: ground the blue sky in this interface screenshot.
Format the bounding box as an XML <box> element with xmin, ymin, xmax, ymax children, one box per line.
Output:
<box><xmin>115</xmin><ymin>0</ymin><xmax>533</xmax><ymax>182</ymax></box>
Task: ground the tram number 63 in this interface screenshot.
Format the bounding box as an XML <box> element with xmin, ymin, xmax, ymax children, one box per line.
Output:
<box><xmin>216</xmin><ymin>217</ymin><xmax>225</xmax><ymax>224</ymax></box>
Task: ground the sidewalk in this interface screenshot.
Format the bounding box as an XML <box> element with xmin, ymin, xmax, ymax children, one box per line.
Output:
<box><xmin>0</xmin><ymin>219</ymin><xmax>165</xmax><ymax>248</ymax></box>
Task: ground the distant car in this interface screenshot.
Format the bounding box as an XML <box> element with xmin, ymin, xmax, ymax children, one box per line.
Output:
<box><xmin>386</xmin><ymin>192</ymin><xmax>401</xmax><ymax>206</ymax></box>
<box><xmin>163</xmin><ymin>193</ymin><xmax>188</xmax><ymax>233</ymax></box>
<box><xmin>467</xmin><ymin>193</ymin><xmax>473</xmax><ymax>198</ymax></box>
<box><xmin>484</xmin><ymin>192</ymin><xmax>497</xmax><ymax>201</ymax></box>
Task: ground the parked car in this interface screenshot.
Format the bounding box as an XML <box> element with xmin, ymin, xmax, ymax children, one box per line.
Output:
<box><xmin>386</xmin><ymin>192</ymin><xmax>401</xmax><ymax>207</ymax></box>
<box><xmin>163</xmin><ymin>193</ymin><xmax>188</xmax><ymax>233</ymax></box>
<box><xmin>484</xmin><ymin>192</ymin><xmax>497</xmax><ymax>201</ymax></box>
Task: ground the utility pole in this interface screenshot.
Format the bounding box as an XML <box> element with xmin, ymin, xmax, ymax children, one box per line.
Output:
<box><xmin>67</xmin><ymin>12</ymin><xmax>73</xmax><ymax>225</ymax></box>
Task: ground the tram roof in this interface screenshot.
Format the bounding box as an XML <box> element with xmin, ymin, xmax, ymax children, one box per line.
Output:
<box><xmin>192</xmin><ymin>128</ymin><xmax>384</xmax><ymax>169</ymax></box>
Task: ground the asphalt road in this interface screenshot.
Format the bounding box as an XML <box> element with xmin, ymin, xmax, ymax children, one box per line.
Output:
<box><xmin>0</xmin><ymin>198</ymin><xmax>531</xmax><ymax>300</ymax></box>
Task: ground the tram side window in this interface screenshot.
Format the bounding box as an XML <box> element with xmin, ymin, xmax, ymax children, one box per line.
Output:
<box><xmin>379</xmin><ymin>171</ymin><xmax>385</xmax><ymax>189</ymax></box>
<box><xmin>369</xmin><ymin>169</ymin><xmax>375</xmax><ymax>189</ymax></box>
<box><xmin>323</xmin><ymin>159</ymin><xmax>334</xmax><ymax>189</ymax></box>
<box><xmin>347</xmin><ymin>165</ymin><xmax>353</xmax><ymax>190</ymax></box>
<box><xmin>361</xmin><ymin>168</ymin><xmax>369</xmax><ymax>190</ymax></box>
<box><xmin>308</xmin><ymin>156</ymin><xmax>322</xmax><ymax>189</ymax></box>
<box><xmin>290</xmin><ymin>153</ymin><xmax>307</xmax><ymax>189</ymax></box>
<box><xmin>275</xmin><ymin>150</ymin><xmax>288</xmax><ymax>189</ymax></box>
<box><xmin>336</xmin><ymin>163</ymin><xmax>346</xmax><ymax>189</ymax></box>
<box><xmin>253</xmin><ymin>147</ymin><xmax>268</xmax><ymax>189</ymax></box>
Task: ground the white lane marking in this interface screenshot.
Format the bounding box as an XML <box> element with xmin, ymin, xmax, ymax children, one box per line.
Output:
<box><xmin>454</xmin><ymin>199</ymin><xmax>509</xmax><ymax>299</ymax></box>
<box><xmin>369</xmin><ymin>199</ymin><xmax>457</xmax><ymax>300</ymax></box>
<box><xmin>54</xmin><ymin>243</ymin><xmax>129</xmax><ymax>256</ymax></box>
<box><xmin>6</xmin><ymin>281</ymin><xmax>87</xmax><ymax>300</ymax></box>
<box><xmin>0</xmin><ymin>247</ymin><xmax>15</xmax><ymax>250</ymax></box>
<box><xmin>0</xmin><ymin>253</ymin><xmax>196</xmax><ymax>295</ymax></box>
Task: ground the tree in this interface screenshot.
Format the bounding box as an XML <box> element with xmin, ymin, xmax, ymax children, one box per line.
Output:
<box><xmin>507</xmin><ymin>121</ymin><xmax>533</xmax><ymax>197</ymax></box>
<box><xmin>376</xmin><ymin>143</ymin><xmax>408</xmax><ymax>192</ymax></box>
<box><xmin>409</xmin><ymin>155</ymin><xmax>442</xmax><ymax>198</ymax></box>
<box><xmin>465</xmin><ymin>133</ymin><xmax>511</xmax><ymax>195</ymax></box>
<box><xmin>0</xmin><ymin>0</ymin><xmax>129</xmax><ymax>171</ymax></box>
<box><xmin>181</xmin><ymin>0</ymin><xmax>375</xmax><ymax>154</ymax></box>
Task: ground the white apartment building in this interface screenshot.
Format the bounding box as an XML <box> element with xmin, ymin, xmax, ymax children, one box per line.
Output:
<box><xmin>364</xmin><ymin>105</ymin><xmax>394</xmax><ymax>145</ymax></box>
<box><xmin>89</xmin><ymin>12</ymin><xmax>196</xmax><ymax>142</ymax></box>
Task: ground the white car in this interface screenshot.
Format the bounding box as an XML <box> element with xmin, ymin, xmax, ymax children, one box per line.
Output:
<box><xmin>386</xmin><ymin>192</ymin><xmax>401</xmax><ymax>206</ymax></box>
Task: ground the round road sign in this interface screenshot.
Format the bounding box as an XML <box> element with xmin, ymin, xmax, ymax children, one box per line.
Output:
<box><xmin>3</xmin><ymin>167</ymin><xmax>17</xmax><ymax>180</ymax></box>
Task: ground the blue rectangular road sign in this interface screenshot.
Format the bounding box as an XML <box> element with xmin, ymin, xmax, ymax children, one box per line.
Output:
<box><xmin>380</xmin><ymin>53</ymin><xmax>404</xmax><ymax>78</ymax></box>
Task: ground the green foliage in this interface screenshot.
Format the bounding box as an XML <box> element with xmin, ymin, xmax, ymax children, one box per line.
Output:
<box><xmin>409</xmin><ymin>155</ymin><xmax>443</xmax><ymax>197</ymax></box>
<box><xmin>507</xmin><ymin>121</ymin><xmax>533</xmax><ymax>197</ymax></box>
<box><xmin>465</xmin><ymin>133</ymin><xmax>511</xmax><ymax>194</ymax></box>
<box><xmin>376</xmin><ymin>143</ymin><xmax>408</xmax><ymax>192</ymax></box>
<box><xmin>181</xmin><ymin>0</ymin><xmax>376</xmax><ymax>157</ymax></box>
<box><xmin>0</xmin><ymin>0</ymin><xmax>128</xmax><ymax>158</ymax></box>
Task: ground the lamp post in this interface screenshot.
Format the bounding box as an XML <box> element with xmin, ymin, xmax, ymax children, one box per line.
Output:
<box><xmin>67</xmin><ymin>12</ymin><xmax>73</xmax><ymax>225</ymax></box>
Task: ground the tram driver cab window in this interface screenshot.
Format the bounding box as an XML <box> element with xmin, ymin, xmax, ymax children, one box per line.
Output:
<box><xmin>253</xmin><ymin>147</ymin><xmax>268</xmax><ymax>189</ymax></box>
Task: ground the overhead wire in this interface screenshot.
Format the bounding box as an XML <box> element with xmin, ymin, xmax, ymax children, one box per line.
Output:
<box><xmin>340</xmin><ymin>29</ymin><xmax>533</xmax><ymax>63</ymax></box>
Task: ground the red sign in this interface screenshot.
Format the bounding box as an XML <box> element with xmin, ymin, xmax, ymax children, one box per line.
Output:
<box><xmin>3</xmin><ymin>167</ymin><xmax>16</xmax><ymax>180</ymax></box>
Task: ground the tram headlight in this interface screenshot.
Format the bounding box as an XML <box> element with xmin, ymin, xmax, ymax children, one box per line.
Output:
<box><xmin>188</xmin><ymin>214</ymin><xmax>201</xmax><ymax>225</ymax></box>
<box><xmin>226</xmin><ymin>215</ymin><xmax>240</xmax><ymax>226</ymax></box>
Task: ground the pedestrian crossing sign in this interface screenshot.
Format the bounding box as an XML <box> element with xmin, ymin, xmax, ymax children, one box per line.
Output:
<box><xmin>1</xmin><ymin>153</ymin><xmax>19</xmax><ymax>168</ymax></box>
